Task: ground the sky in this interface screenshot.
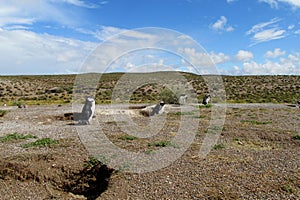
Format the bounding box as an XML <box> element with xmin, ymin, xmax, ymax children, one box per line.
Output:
<box><xmin>0</xmin><ymin>0</ymin><xmax>300</xmax><ymax>75</ymax></box>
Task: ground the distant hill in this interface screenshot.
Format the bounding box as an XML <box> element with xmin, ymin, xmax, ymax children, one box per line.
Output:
<box><xmin>0</xmin><ymin>72</ymin><xmax>299</xmax><ymax>105</ymax></box>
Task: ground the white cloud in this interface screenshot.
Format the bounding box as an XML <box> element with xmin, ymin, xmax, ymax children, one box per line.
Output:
<box><xmin>227</xmin><ymin>0</ymin><xmax>238</xmax><ymax>3</ymax></box>
<box><xmin>211</xmin><ymin>16</ymin><xmax>234</xmax><ymax>32</ymax></box>
<box><xmin>123</xmin><ymin>61</ymin><xmax>175</xmax><ymax>73</ymax></box>
<box><xmin>280</xmin><ymin>0</ymin><xmax>300</xmax><ymax>7</ymax></box>
<box><xmin>236</xmin><ymin>50</ymin><xmax>254</xmax><ymax>61</ymax></box>
<box><xmin>0</xmin><ymin>3</ymin><xmax>35</xmax><ymax>27</ymax></box>
<box><xmin>246</xmin><ymin>18</ymin><xmax>281</xmax><ymax>35</ymax></box>
<box><xmin>246</xmin><ymin>18</ymin><xmax>286</xmax><ymax>45</ymax></box>
<box><xmin>295</xmin><ymin>29</ymin><xmax>300</xmax><ymax>34</ymax></box>
<box><xmin>253</xmin><ymin>28</ymin><xmax>286</xmax><ymax>42</ymax></box>
<box><xmin>288</xmin><ymin>24</ymin><xmax>295</xmax><ymax>30</ymax></box>
<box><xmin>179</xmin><ymin>48</ymin><xmax>230</xmax><ymax>67</ymax></box>
<box><xmin>265</xmin><ymin>48</ymin><xmax>286</xmax><ymax>58</ymax></box>
<box><xmin>178</xmin><ymin>48</ymin><xmax>231</xmax><ymax>74</ymax></box>
<box><xmin>77</xmin><ymin>26</ymin><xmax>128</xmax><ymax>41</ymax></box>
<box><xmin>233</xmin><ymin>65</ymin><xmax>241</xmax><ymax>73</ymax></box>
<box><xmin>242</xmin><ymin>52</ymin><xmax>300</xmax><ymax>75</ymax></box>
<box><xmin>0</xmin><ymin>0</ymin><xmax>108</xmax><ymax>74</ymax></box>
<box><xmin>226</xmin><ymin>27</ymin><xmax>234</xmax><ymax>32</ymax></box>
<box><xmin>57</xmin><ymin>0</ymin><xmax>99</xmax><ymax>8</ymax></box>
<box><xmin>0</xmin><ymin>0</ymin><xmax>103</xmax><ymax>30</ymax></box>
<box><xmin>81</xmin><ymin>28</ymin><xmax>225</xmax><ymax>75</ymax></box>
<box><xmin>0</xmin><ymin>29</ymin><xmax>96</xmax><ymax>74</ymax></box>
<box><xmin>218</xmin><ymin>65</ymin><xmax>242</xmax><ymax>75</ymax></box>
<box><xmin>50</xmin><ymin>0</ymin><xmax>108</xmax><ymax>8</ymax></box>
<box><xmin>210</xmin><ymin>52</ymin><xmax>230</xmax><ymax>64</ymax></box>
<box><xmin>259</xmin><ymin>0</ymin><xmax>279</xmax><ymax>8</ymax></box>
<box><xmin>259</xmin><ymin>0</ymin><xmax>300</xmax><ymax>8</ymax></box>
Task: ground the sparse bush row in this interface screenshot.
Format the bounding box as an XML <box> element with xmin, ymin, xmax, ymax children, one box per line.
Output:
<box><xmin>0</xmin><ymin>73</ymin><xmax>299</xmax><ymax>104</ymax></box>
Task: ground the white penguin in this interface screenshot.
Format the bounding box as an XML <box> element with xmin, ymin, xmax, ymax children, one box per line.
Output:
<box><xmin>80</xmin><ymin>97</ymin><xmax>95</xmax><ymax>125</ymax></box>
<box><xmin>179</xmin><ymin>94</ymin><xmax>188</xmax><ymax>105</ymax></box>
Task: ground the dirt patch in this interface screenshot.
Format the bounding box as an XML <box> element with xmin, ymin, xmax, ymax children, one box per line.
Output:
<box><xmin>0</xmin><ymin>141</ymin><xmax>115</xmax><ymax>200</ymax></box>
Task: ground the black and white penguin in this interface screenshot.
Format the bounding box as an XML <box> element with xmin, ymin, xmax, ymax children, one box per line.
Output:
<box><xmin>202</xmin><ymin>94</ymin><xmax>211</xmax><ymax>105</ymax></box>
<box><xmin>80</xmin><ymin>97</ymin><xmax>95</xmax><ymax>124</ymax></box>
<box><xmin>150</xmin><ymin>101</ymin><xmax>165</xmax><ymax>116</ymax></box>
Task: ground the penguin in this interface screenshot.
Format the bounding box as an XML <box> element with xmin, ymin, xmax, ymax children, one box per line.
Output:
<box><xmin>179</xmin><ymin>94</ymin><xmax>188</xmax><ymax>105</ymax></box>
<box><xmin>202</xmin><ymin>94</ymin><xmax>211</xmax><ymax>105</ymax></box>
<box><xmin>150</xmin><ymin>101</ymin><xmax>165</xmax><ymax>116</ymax></box>
<box><xmin>80</xmin><ymin>97</ymin><xmax>95</xmax><ymax>125</ymax></box>
<box><xmin>18</xmin><ymin>104</ymin><xmax>26</xmax><ymax>108</ymax></box>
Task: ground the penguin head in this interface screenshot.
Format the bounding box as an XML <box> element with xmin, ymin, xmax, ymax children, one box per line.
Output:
<box><xmin>85</xmin><ymin>97</ymin><xmax>95</xmax><ymax>104</ymax></box>
<box><xmin>159</xmin><ymin>101</ymin><xmax>165</xmax><ymax>106</ymax></box>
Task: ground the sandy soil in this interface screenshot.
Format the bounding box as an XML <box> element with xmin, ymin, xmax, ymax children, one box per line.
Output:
<box><xmin>0</xmin><ymin>103</ymin><xmax>299</xmax><ymax>199</ymax></box>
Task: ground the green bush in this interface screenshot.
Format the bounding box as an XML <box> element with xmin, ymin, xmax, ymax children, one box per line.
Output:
<box><xmin>21</xmin><ymin>138</ymin><xmax>58</xmax><ymax>148</ymax></box>
<box><xmin>292</xmin><ymin>135</ymin><xmax>300</xmax><ymax>140</ymax></box>
<box><xmin>0</xmin><ymin>133</ymin><xmax>36</xmax><ymax>142</ymax></box>
<box><xmin>148</xmin><ymin>140</ymin><xmax>175</xmax><ymax>147</ymax></box>
<box><xmin>83</xmin><ymin>156</ymin><xmax>103</xmax><ymax>168</ymax></box>
<box><xmin>160</xmin><ymin>88</ymin><xmax>178</xmax><ymax>104</ymax></box>
<box><xmin>119</xmin><ymin>135</ymin><xmax>138</xmax><ymax>141</ymax></box>
<box><xmin>213</xmin><ymin>144</ymin><xmax>225</xmax><ymax>149</ymax></box>
<box><xmin>241</xmin><ymin>120</ymin><xmax>272</xmax><ymax>125</ymax></box>
<box><xmin>0</xmin><ymin>109</ymin><xmax>7</xmax><ymax>117</ymax></box>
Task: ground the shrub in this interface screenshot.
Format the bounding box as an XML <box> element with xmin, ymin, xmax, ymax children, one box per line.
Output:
<box><xmin>174</xmin><ymin>111</ymin><xmax>194</xmax><ymax>116</ymax></box>
<box><xmin>148</xmin><ymin>140</ymin><xmax>176</xmax><ymax>147</ymax></box>
<box><xmin>0</xmin><ymin>109</ymin><xmax>7</xmax><ymax>117</ymax></box>
<box><xmin>0</xmin><ymin>133</ymin><xmax>36</xmax><ymax>142</ymax></box>
<box><xmin>213</xmin><ymin>144</ymin><xmax>225</xmax><ymax>149</ymax></box>
<box><xmin>21</xmin><ymin>138</ymin><xmax>58</xmax><ymax>148</ymax></box>
<box><xmin>12</xmin><ymin>101</ymin><xmax>22</xmax><ymax>107</ymax></box>
<box><xmin>83</xmin><ymin>156</ymin><xmax>103</xmax><ymax>168</ymax></box>
<box><xmin>119</xmin><ymin>135</ymin><xmax>138</xmax><ymax>141</ymax></box>
<box><xmin>241</xmin><ymin>120</ymin><xmax>272</xmax><ymax>125</ymax></box>
<box><xmin>292</xmin><ymin>135</ymin><xmax>300</xmax><ymax>140</ymax></box>
<box><xmin>199</xmin><ymin>104</ymin><xmax>213</xmax><ymax>109</ymax></box>
<box><xmin>160</xmin><ymin>88</ymin><xmax>178</xmax><ymax>104</ymax></box>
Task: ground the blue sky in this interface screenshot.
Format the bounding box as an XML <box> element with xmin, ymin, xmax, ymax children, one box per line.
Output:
<box><xmin>0</xmin><ymin>0</ymin><xmax>300</xmax><ymax>75</ymax></box>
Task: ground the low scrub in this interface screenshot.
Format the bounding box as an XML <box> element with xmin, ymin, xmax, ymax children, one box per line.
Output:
<box><xmin>292</xmin><ymin>135</ymin><xmax>300</xmax><ymax>140</ymax></box>
<box><xmin>148</xmin><ymin>140</ymin><xmax>176</xmax><ymax>147</ymax></box>
<box><xmin>119</xmin><ymin>135</ymin><xmax>138</xmax><ymax>141</ymax></box>
<box><xmin>0</xmin><ymin>133</ymin><xmax>36</xmax><ymax>143</ymax></box>
<box><xmin>0</xmin><ymin>109</ymin><xmax>7</xmax><ymax>117</ymax></box>
<box><xmin>241</xmin><ymin>120</ymin><xmax>272</xmax><ymax>125</ymax></box>
<box><xmin>213</xmin><ymin>144</ymin><xmax>225</xmax><ymax>150</ymax></box>
<box><xmin>83</xmin><ymin>156</ymin><xmax>103</xmax><ymax>168</ymax></box>
<box><xmin>174</xmin><ymin>111</ymin><xmax>194</xmax><ymax>116</ymax></box>
<box><xmin>199</xmin><ymin>104</ymin><xmax>213</xmax><ymax>109</ymax></box>
<box><xmin>21</xmin><ymin>138</ymin><xmax>58</xmax><ymax>148</ymax></box>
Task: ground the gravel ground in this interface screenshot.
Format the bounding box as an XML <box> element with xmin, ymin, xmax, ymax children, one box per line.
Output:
<box><xmin>0</xmin><ymin>103</ymin><xmax>299</xmax><ymax>199</ymax></box>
